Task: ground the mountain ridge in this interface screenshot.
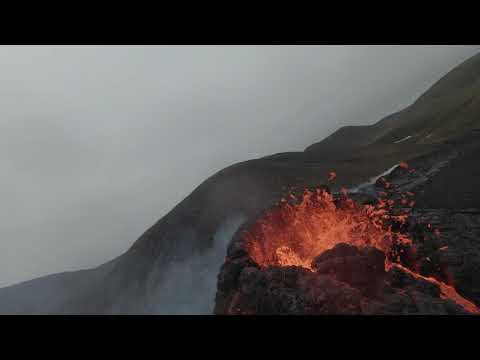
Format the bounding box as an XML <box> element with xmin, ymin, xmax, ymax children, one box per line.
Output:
<box><xmin>1</xmin><ymin>51</ymin><xmax>480</xmax><ymax>314</ymax></box>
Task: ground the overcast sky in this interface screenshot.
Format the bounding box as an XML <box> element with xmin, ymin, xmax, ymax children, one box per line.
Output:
<box><xmin>0</xmin><ymin>45</ymin><xmax>479</xmax><ymax>287</ymax></box>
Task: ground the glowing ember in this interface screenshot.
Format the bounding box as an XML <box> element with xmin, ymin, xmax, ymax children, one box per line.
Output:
<box><xmin>328</xmin><ymin>171</ymin><xmax>337</xmax><ymax>182</ymax></box>
<box><xmin>377</xmin><ymin>177</ymin><xmax>392</xmax><ymax>189</ymax></box>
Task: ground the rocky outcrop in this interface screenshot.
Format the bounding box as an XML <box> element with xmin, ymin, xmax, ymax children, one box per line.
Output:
<box><xmin>214</xmin><ymin>243</ymin><xmax>469</xmax><ymax>315</ymax></box>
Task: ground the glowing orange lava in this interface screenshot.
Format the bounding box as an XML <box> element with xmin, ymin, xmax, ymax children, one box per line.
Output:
<box><xmin>387</xmin><ymin>263</ymin><xmax>479</xmax><ymax>314</ymax></box>
<box><xmin>243</xmin><ymin>188</ymin><xmax>412</xmax><ymax>270</ymax></box>
<box><xmin>242</xmin><ymin>184</ymin><xmax>480</xmax><ymax>314</ymax></box>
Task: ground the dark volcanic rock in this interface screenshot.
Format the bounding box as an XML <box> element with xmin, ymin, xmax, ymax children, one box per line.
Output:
<box><xmin>312</xmin><ymin>244</ymin><xmax>386</xmax><ymax>295</ymax></box>
<box><xmin>373</xmin><ymin>141</ymin><xmax>480</xmax><ymax>308</ymax></box>
<box><xmin>215</xmin><ymin>243</ymin><xmax>471</xmax><ymax>315</ymax></box>
<box><xmin>216</xmin><ymin>263</ymin><xmax>366</xmax><ymax>315</ymax></box>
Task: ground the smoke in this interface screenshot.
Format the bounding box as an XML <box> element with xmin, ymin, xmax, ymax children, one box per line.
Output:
<box><xmin>144</xmin><ymin>214</ymin><xmax>246</xmax><ymax>314</ymax></box>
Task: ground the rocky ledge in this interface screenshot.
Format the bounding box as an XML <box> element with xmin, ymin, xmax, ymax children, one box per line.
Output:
<box><xmin>214</xmin><ymin>243</ymin><xmax>471</xmax><ymax>315</ymax></box>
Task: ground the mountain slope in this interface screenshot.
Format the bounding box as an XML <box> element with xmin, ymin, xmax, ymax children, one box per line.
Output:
<box><xmin>1</xmin><ymin>52</ymin><xmax>480</xmax><ymax>314</ymax></box>
<box><xmin>306</xmin><ymin>52</ymin><xmax>480</xmax><ymax>155</ymax></box>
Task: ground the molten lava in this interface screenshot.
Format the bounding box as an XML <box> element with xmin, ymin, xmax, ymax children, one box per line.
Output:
<box><xmin>243</xmin><ymin>188</ymin><xmax>412</xmax><ymax>270</ymax></box>
<box><xmin>242</xmin><ymin>173</ymin><xmax>480</xmax><ymax>314</ymax></box>
<box><xmin>387</xmin><ymin>263</ymin><xmax>480</xmax><ymax>314</ymax></box>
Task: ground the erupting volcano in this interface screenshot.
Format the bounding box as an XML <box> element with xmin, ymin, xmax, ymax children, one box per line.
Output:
<box><xmin>215</xmin><ymin>170</ymin><xmax>480</xmax><ymax>315</ymax></box>
<box><xmin>243</xmin><ymin>187</ymin><xmax>413</xmax><ymax>270</ymax></box>
<box><xmin>3</xmin><ymin>50</ymin><xmax>480</xmax><ymax>315</ymax></box>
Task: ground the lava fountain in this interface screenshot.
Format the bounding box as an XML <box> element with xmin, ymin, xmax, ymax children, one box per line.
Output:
<box><xmin>243</xmin><ymin>187</ymin><xmax>412</xmax><ymax>270</ymax></box>
<box><xmin>240</xmin><ymin>171</ymin><xmax>479</xmax><ymax>314</ymax></box>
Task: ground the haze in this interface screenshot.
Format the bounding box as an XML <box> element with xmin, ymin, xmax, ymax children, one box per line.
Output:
<box><xmin>1</xmin><ymin>45</ymin><xmax>479</xmax><ymax>287</ymax></box>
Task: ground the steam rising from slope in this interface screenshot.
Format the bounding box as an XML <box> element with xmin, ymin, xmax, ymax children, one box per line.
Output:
<box><xmin>145</xmin><ymin>215</ymin><xmax>246</xmax><ymax>314</ymax></box>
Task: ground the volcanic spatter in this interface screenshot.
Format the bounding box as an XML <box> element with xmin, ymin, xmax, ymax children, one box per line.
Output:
<box><xmin>214</xmin><ymin>168</ymin><xmax>480</xmax><ymax>315</ymax></box>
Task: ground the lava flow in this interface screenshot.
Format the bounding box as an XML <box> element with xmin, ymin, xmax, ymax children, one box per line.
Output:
<box><xmin>241</xmin><ymin>169</ymin><xmax>480</xmax><ymax>314</ymax></box>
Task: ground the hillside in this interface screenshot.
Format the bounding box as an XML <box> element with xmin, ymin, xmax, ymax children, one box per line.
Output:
<box><xmin>1</xmin><ymin>52</ymin><xmax>480</xmax><ymax>314</ymax></box>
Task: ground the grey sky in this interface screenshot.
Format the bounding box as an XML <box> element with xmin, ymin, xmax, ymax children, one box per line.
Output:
<box><xmin>0</xmin><ymin>45</ymin><xmax>479</xmax><ymax>287</ymax></box>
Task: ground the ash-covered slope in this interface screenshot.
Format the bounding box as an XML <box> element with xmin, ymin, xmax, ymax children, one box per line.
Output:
<box><xmin>1</xmin><ymin>52</ymin><xmax>480</xmax><ymax>314</ymax></box>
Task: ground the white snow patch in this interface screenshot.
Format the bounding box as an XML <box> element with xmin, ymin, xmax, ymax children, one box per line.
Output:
<box><xmin>348</xmin><ymin>163</ymin><xmax>399</xmax><ymax>194</ymax></box>
<box><xmin>369</xmin><ymin>164</ymin><xmax>400</xmax><ymax>184</ymax></box>
<box><xmin>394</xmin><ymin>135</ymin><xmax>412</xmax><ymax>144</ymax></box>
